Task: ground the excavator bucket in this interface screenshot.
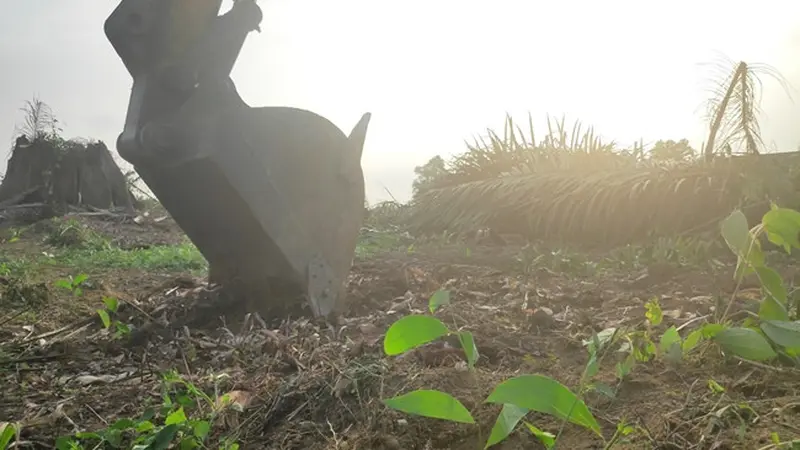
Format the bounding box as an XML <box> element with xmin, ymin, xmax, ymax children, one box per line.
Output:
<box><xmin>103</xmin><ymin>0</ymin><xmax>370</xmax><ymax>317</ymax></box>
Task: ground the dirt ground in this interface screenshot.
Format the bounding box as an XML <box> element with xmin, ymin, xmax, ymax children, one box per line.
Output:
<box><xmin>1</xmin><ymin>214</ymin><xmax>799</xmax><ymax>449</ymax></box>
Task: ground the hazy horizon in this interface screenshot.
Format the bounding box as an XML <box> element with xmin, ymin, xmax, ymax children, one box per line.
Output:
<box><xmin>2</xmin><ymin>0</ymin><xmax>799</xmax><ymax>203</ymax></box>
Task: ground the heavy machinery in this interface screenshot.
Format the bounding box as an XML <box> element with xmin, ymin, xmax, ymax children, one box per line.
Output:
<box><xmin>103</xmin><ymin>0</ymin><xmax>370</xmax><ymax>318</ymax></box>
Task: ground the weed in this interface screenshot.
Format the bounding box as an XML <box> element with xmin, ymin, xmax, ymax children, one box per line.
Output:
<box><xmin>382</xmin><ymin>290</ymin><xmax>614</xmax><ymax>449</ymax></box>
<box><xmin>53</xmin><ymin>371</ymin><xmax>241</xmax><ymax>450</ymax></box>
<box><xmin>44</xmin><ymin>217</ymin><xmax>108</xmax><ymax>250</ymax></box>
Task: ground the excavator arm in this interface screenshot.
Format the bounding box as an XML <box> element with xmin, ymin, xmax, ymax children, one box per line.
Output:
<box><xmin>104</xmin><ymin>0</ymin><xmax>371</xmax><ymax>319</ymax></box>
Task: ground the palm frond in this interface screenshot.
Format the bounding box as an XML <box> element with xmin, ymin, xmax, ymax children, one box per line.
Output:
<box><xmin>702</xmin><ymin>58</ymin><xmax>792</xmax><ymax>160</ymax></box>
<box><xmin>408</xmin><ymin>156</ymin><xmax>800</xmax><ymax>248</ymax></box>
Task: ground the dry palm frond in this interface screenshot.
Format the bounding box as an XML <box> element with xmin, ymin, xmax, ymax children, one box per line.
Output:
<box><xmin>407</xmin><ymin>157</ymin><xmax>797</xmax><ymax>248</ymax></box>
<box><xmin>701</xmin><ymin>56</ymin><xmax>792</xmax><ymax>160</ymax></box>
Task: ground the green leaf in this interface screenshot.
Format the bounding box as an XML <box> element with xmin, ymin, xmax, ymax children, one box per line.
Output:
<box><xmin>54</xmin><ymin>279</ymin><xmax>72</xmax><ymax>290</ymax></box>
<box><xmin>645</xmin><ymin>298</ymin><xmax>663</xmax><ymax>326</ymax></box>
<box><xmin>721</xmin><ymin>210</ymin><xmax>752</xmax><ymax>257</ymax></box>
<box><xmin>759</xmin><ymin>296</ymin><xmax>790</xmax><ymax>322</ymax></box>
<box><xmin>615</xmin><ymin>352</ymin><xmax>635</xmax><ymax>379</ymax></box>
<box><xmin>523</xmin><ymin>422</ymin><xmax>556</xmax><ymax>449</ymax></box>
<box><xmin>179</xmin><ymin>437</ymin><xmax>199</xmax><ymax>450</ymax></box>
<box><xmin>191</xmin><ymin>420</ymin><xmax>210</xmax><ymax>440</ymax></box>
<box><xmin>485</xmin><ymin>404</ymin><xmax>528</xmax><ymax>448</ymax></box>
<box><xmin>110</xmin><ymin>418</ymin><xmax>136</xmax><ymax>430</ymax></box>
<box><xmin>0</xmin><ymin>423</ymin><xmax>17</xmax><ymax>450</ymax></box>
<box><xmin>428</xmin><ymin>290</ymin><xmax>451</xmax><ymax>313</ymax></box>
<box><xmin>682</xmin><ymin>329</ymin><xmax>704</xmax><ymax>354</ymax></box>
<box><xmin>755</xmin><ymin>267</ymin><xmax>787</xmax><ymax>304</ymax></box>
<box><xmin>721</xmin><ymin>210</ymin><xmax>764</xmax><ymax>273</ymax></box>
<box><xmin>101</xmin><ymin>429</ymin><xmax>123</xmax><ymax>447</ymax></box>
<box><xmin>714</xmin><ymin>327</ymin><xmax>777</xmax><ymax>361</ymax></box>
<box><xmin>701</xmin><ymin>323</ymin><xmax>725</xmax><ymax>338</ymax></box>
<box><xmin>103</xmin><ymin>296</ymin><xmax>119</xmax><ymax>312</ymax></box>
<box><xmin>136</xmin><ymin>421</ymin><xmax>155</xmax><ymax>432</ymax></box>
<box><xmin>485</xmin><ymin>375</ymin><xmax>601</xmax><ymax>436</ymax></box>
<box><xmin>457</xmin><ymin>331</ymin><xmax>479</xmax><ymax>368</ymax></box>
<box><xmin>383</xmin><ymin>315</ymin><xmax>450</xmax><ymax>355</ymax></box>
<box><xmin>73</xmin><ymin>273</ymin><xmax>88</xmax><ymax>286</ymax></box>
<box><xmin>96</xmin><ymin>309</ymin><xmax>111</xmax><ymax>328</ymax></box>
<box><xmin>583</xmin><ymin>354</ymin><xmax>599</xmax><ymax>379</ymax></box>
<box><xmin>165</xmin><ymin>407</ymin><xmax>188</xmax><ymax>425</ymax></box>
<box><xmin>383</xmin><ymin>390</ymin><xmax>475</xmax><ymax>424</ymax></box>
<box><xmin>150</xmin><ymin>424</ymin><xmax>180</xmax><ymax>450</ymax></box>
<box><xmin>753</xmin><ymin>266</ymin><xmax>790</xmax><ymax>321</ymax></box>
<box><xmin>762</xmin><ymin>207</ymin><xmax>800</xmax><ymax>253</ymax></box>
<box><xmin>659</xmin><ymin>326</ymin><xmax>682</xmax><ymax>355</ymax></box>
<box><xmin>760</xmin><ymin>321</ymin><xmax>800</xmax><ymax>349</ymax></box>
<box><xmin>55</xmin><ymin>436</ymin><xmax>79</xmax><ymax>450</ymax></box>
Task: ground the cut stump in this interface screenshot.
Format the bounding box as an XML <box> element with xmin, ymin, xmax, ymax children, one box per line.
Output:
<box><xmin>0</xmin><ymin>136</ymin><xmax>137</xmax><ymax>226</ymax></box>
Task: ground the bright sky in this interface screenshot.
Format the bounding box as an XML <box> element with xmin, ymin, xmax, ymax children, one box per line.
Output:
<box><xmin>2</xmin><ymin>0</ymin><xmax>799</xmax><ymax>202</ymax></box>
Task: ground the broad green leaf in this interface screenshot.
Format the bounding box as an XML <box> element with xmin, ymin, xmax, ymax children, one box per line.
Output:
<box><xmin>615</xmin><ymin>352</ymin><xmax>635</xmax><ymax>379</ymax></box>
<box><xmin>150</xmin><ymin>424</ymin><xmax>180</xmax><ymax>450</ymax></box>
<box><xmin>714</xmin><ymin>327</ymin><xmax>777</xmax><ymax>361</ymax></box>
<box><xmin>753</xmin><ymin>266</ymin><xmax>790</xmax><ymax>321</ymax></box>
<box><xmin>762</xmin><ymin>207</ymin><xmax>800</xmax><ymax>253</ymax></box>
<box><xmin>110</xmin><ymin>418</ymin><xmax>136</xmax><ymax>430</ymax></box>
<box><xmin>0</xmin><ymin>423</ymin><xmax>17</xmax><ymax>450</ymax></box>
<box><xmin>583</xmin><ymin>353</ymin><xmax>599</xmax><ymax>379</ymax></box>
<box><xmin>759</xmin><ymin>296</ymin><xmax>790</xmax><ymax>322</ymax></box>
<box><xmin>384</xmin><ymin>315</ymin><xmax>450</xmax><ymax>355</ymax></box>
<box><xmin>96</xmin><ymin>309</ymin><xmax>111</xmax><ymax>328</ymax></box>
<box><xmin>383</xmin><ymin>390</ymin><xmax>474</xmax><ymax>424</ymax></box>
<box><xmin>73</xmin><ymin>273</ymin><xmax>88</xmax><ymax>286</ymax></box>
<box><xmin>659</xmin><ymin>326</ymin><xmax>681</xmax><ymax>355</ymax></box>
<box><xmin>701</xmin><ymin>323</ymin><xmax>725</xmax><ymax>338</ymax></box>
<box><xmin>485</xmin><ymin>404</ymin><xmax>528</xmax><ymax>448</ymax></box>
<box><xmin>721</xmin><ymin>210</ymin><xmax>764</xmax><ymax>273</ymax></box>
<box><xmin>54</xmin><ymin>279</ymin><xmax>72</xmax><ymax>290</ymax></box>
<box><xmin>191</xmin><ymin>420</ymin><xmax>210</xmax><ymax>440</ymax></box>
<box><xmin>101</xmin><ymin>429</ymin><xmax>123</xmax><ymax>447</ymax></box>
<box><xmin>165</xmin><ymin>407</ymin><xmax>188</xmax><ymax>425</ymax></box>
<box><xmin>428</xmin><ymin>290</ymin><xmax>451</xmax><ymax>313</ymax></box>
<box><xmin>179</xmin><ymin>437</ymin><xmax>199</xmax><ymax>450</ymax></box>
<box><xmin>523</xmin><ymin>422</ymin><xmax>556</xmax><ymax>449</ymax></box>
<box><xmin>136</xmin><ymin>421</ymin><xmax>155</xmax><ymax>432</ymax></box>
<box><xmin>485</xmin><ymin>375</ymin><xmax>601</xmax><ymax>436</ymax></box>
<box><xmin>103</xmin><ymin>296</ymin><xmax>119</xmax><ymax>312</ymax></box>
<box><xmin>760</xmin><ymin>321</ymin><xmax>800</xmax><ymax>349</ymax></box>
<box><xmin>55</xmin><ymin>436</ymin><xmax>79</xmax><ymax>450</ymax></box>
<box><xmin>682</xmin><ymin>329</ymin><xmax>704</xmax><ymax>354</ymax></box>
<box><xmin>458</xmin><ymin>331</ymin><xmax>479</xmax><ymax>368</ymax></box>
<box><xmin>721</xmin><ymin>210</ymin><xmax>752</xmax><ymax>257</ymax></box>
<box><xmin>755</xmin><ymin>267</ymin><xmax>787</xmax><ymax>304</ymax></box>
<box><xmin>645</xmin><ymin>298</ymin><xmax>662</xmax><ymax>326</ymax></box>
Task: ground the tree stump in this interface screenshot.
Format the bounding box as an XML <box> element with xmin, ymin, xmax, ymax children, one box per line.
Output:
<box><xmin>0</xmin><ymin>136</ymin><xmax>137</xmax><ymax>225</ymax></box>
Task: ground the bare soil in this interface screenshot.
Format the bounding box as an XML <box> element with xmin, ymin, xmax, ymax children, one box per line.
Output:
<box><xmin>1</xmin><ymin>216</ymin><xmax>799</xmax><ymax>449</ymax></box>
